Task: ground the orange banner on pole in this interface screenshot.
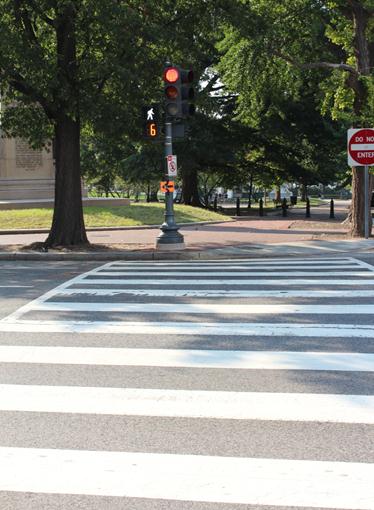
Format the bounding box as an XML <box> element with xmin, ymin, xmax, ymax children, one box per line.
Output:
<box><xmin>160</xmin><ymin>181</ymin><xmax>175</xmax><ymax>193</ymax></box>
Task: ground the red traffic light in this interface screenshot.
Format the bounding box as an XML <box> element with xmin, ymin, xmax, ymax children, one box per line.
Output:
<box><xmin>164</xmin><ymin>67</ymin><xmax>179</xmax><ymax>83</ymax></box>
<box><xmin>165</xmin><ymin>85</ymin><xmax>178</xmax><ymax>99</ymax></box>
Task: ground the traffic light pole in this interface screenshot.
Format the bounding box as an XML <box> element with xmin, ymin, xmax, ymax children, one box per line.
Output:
<box><xmin>156</xmin><ymin>120</ymin><xmax>185</xmax><ymax>250</ymax></box>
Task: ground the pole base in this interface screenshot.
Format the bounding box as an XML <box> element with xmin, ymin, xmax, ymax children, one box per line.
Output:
<box><xmin>155</xmin><ymin>241</ymin><xmax>186</xmax><ymax>251</ymax></box>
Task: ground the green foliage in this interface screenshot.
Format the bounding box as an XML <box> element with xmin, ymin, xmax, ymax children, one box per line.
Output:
<box><xmin>219</xmin><ymin>0</ymin><xmax>373</xmax><ymax>124</ymax></box>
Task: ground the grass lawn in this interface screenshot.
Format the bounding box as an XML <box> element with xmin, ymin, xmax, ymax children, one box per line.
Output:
<box><xmin>0</xmin><ymin>203</ymin><xmax>229</xmax><ymax>230</ymax></box>
<box><xmin>292</xmin><ymin>198</ymin><xmax>325</xmax><ymax>208</ymax></box>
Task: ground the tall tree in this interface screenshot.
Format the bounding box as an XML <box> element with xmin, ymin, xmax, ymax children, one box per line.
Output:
<box><xmin>0</xmin><ymin>1</ymin><xmax>151</xmax><ymax>245</ymax></box>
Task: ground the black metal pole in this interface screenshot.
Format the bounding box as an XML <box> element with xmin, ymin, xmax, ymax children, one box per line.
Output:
<box><xmin>213</xmin><ymin>196</ymin><xmax>217</xmax><ymax>212</ymax></box>
<box><xmin>306</xmin><ymin>198</ymin><xmax>311</xmax><ymax>218</ymax></box>
<box><xmin>156</xmin><ymin>120</ymin><xmax>185</xmax><ymax>250</ymax></box>
<box><xmin>329</xmin><ymin>199</ymin><xmax>335</xmax><ymax>219</ymax></box>
<box><xmin>282</xmin><ymin>198</ymin><xmax>287</xmax><ymax>217</ymax></box>
<box><xmin>259</xmin><ymin>198</ymin><xmax>264</xmax><ymax>217</ymax></box>
<box><xmin>236</xmin><ymin>197</ymin><xmax>241</xmax><ymax>216</ymax></box>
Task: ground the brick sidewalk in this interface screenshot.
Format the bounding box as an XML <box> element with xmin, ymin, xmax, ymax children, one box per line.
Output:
<box><xmin>0</xmin><ymin>217</ymin><xmax>350</xmax><ymax>251</ymax></box>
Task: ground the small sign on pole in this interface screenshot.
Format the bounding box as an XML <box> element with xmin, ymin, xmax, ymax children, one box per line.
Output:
<box><xmin>166</xmin><ymin>155</ymin><xmax>177</xmax><ymax>177</ymax></box>
<box><xmin>160</xmin><ymin>180</ymin><xmax>175</xmax><ymax>193</ymax></box>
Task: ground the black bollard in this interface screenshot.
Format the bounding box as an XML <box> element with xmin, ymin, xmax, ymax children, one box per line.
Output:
<box><xmin>236</xmin><ymin>197</ymin><xmax>241</xmax><ymax>216</ymax></box>
<box><xmin>213</xmin><ymin>196</ymin><xmax>218</xmax><ymax>212</ymax></box>
<box><xmin>259</xmin><ymin>198</ymin><xmax>264</xmax><ymax>217</ymax></box>
<box><xmin>247</xmin><ymin>198</ymin><xmax>251</xmax><ymax>209</ymax></box>
<box><xmin>329</xmin><ymin>198</ymin><xmax>335</xmax><ymax>219</ymax></box>
<box><xmin>306</xmin><ymin>197</ymin><xmax>311</xmax><ymax>218</ymax></box>
<box><xmin>282</xmin><ymin>198</ymin><xmax>287</xmax><ymax>217</ymax></box>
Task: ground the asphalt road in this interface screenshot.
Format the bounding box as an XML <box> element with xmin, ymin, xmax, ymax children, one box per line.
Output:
<box><xmin>0</xmin><ymin>254</ymin><xmax>374</xmax><ymax>509</ymax></box>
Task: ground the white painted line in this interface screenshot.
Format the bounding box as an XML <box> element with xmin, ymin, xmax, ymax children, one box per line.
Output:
<box><xmin>1</xmin><ymin>447</ymin><xmax>373</xmax><ymax>508</ymax></box>
<box><xmin>352</xmin><ymin>258</ymin><xmax>374</xmax><ymax>272</ymax></box>
<box><xmin>0</xmin><ymin>320</ymin><xmax>373</xmax><ymax>337</ymax></box>
<box><xmin>73</xmin><ymin>278</ymin><xmax>374</xmax><ymax>286</ymax></box>
<box><xmin>0</xmin><ymin>285</ymin><xmax>33</xmax><ymax>288</ymax></box>
<box><xmin>351</xmin><ymin>143</ymin><xmax>374</xmax><ymax>150</ymax></box>
<box><xmin>110</xmin><ymin>257</ymin><xmax>355</xmax><ymax>266</ymax></box>
<box><xmin>89</xmin><ymin>270</ymin><xmax>372</xmax><ymax>277</ymax></box>
<box><xmin>103</xmin><ymin>264</ymin><xmax>360</xmax><ymax>271</ymax></box>
<box><xmin>0</xmin><ymin>346</ymin><xmax>373</xmax><ymax>372</ymax></box>
<box><xmin>0</xmin><ymin>385</ymin><xmax>373</xmax><ymax>423</ymax></box>
<box><xmin>57</xmin><ymin>288</ymin><xmax>374</xmax><ymax>298</ymax></box>
<box><xmin>30</xmin><ymin>302</ymin><xmax>374</xmax><ymax>315</ymax></box>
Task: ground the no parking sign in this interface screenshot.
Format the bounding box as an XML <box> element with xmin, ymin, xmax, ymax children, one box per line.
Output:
<box><xmin>167</xmin><ymin>155</ymin><xmax>177</xmax><ymax>177</ymax></box>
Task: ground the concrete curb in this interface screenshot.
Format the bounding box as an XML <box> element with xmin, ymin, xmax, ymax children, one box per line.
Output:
<box><xmin>0</xmin><ymin>249</ymin><xmax>251</xmax><ymax>261</ymax></box>
<box><xmin>0</xmin><ymin>250</ymin><xmax>199</xmax><ymax>261</ymax></box>
<box><xmin>0</xmin><ymin>242</ymin><xmax>373</xmax><ymax>261</ymax></box>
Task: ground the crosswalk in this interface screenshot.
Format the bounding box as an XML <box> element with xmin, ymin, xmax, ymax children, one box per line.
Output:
<box><xmin>0</xmin><ymin>255</ymin><xmax>374</xmax><ymax>509</ymax></box>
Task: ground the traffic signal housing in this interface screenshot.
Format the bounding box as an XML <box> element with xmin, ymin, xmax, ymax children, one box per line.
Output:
<box><xmin>163</xmin><ymin>65</ymin><xmax>195</xmax><ymax>120</ymax></box>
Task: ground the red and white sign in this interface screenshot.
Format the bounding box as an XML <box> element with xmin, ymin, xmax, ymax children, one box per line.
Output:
<box><xmin>167</xmin><ymin>155</ymin><xmax>177</xmax><ymax>176</ymax></box>
<box><xmin>348</xmin><ymin>128</ymin><xmax>374</xmax><ymax>166</ymax></box>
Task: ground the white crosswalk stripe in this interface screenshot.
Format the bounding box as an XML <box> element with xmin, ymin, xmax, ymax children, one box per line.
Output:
<box><xmin>0</xmin><ymin>346</ymin><xmax>373</xmax><ymax>371</ymax></box>
<box><xmin>23</xmin><ymin>301</ymin><xmax>374</xmax><ymax>314</ymax></box>
<box><xmin>1</xmin><ymin>384</ymin><xmax>373</xmax><ymax>423</ymax></box>
<box><xmin>1</xmin><ymin>447</ymin><xmax>373</xmax><ymax>508</ymax></box>
<box><xmin>0</xmin><ymin>255</ymin><xmax>373</xmax><ymax>509</ymax></box>
<box><xmin>2</xmin><ymin>318</ymin><xmax>374</xmax><ymax>337</ymax></box>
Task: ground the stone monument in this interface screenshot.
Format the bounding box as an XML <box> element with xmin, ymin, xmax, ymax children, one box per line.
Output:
<box><xmin>0</xmin><ymin>136</ymin><xmax>55</xmax><ymax>200</ymax></box>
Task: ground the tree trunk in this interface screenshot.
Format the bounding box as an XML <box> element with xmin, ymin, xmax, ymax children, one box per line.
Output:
<box><xmin>44</xmin><ymin>5</ymin><xmax>87</xmax><ymax>247</ymax></box>
<box><xmin>301</xmin><ymin>184</ymin><xmax>307</xmax><ymax>202</ymax></box>
<box><xmin>350</xmin><ymin>168</ymin><xmax>373</xmax><ymax>237</ymax></box>
<box><xmin>149</xmin><ymin>188</ymin><xmax>158</xmax><ymax>202</ymax></box>
<box><xmin>182</xmin><ymin>169</ymin><xmax>201</xmax><ymax>206</ymax></box>
<box><xmin>45</xmin><ymin>116</ymin><xmax>88</xmax><ymax>246</ymax></box>
<box><xmin>348</xmin><ymin>2</ymin><xmax>371</xmax><ymax>237</ymax></box>
<box><xmin>275</xmin><ymin>186</ymin><xmax>281</xmax><ymax>203</ymax></box>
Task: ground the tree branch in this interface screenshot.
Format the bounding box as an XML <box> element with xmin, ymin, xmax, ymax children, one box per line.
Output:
<box><xmin>20</xmin><ymin>0</ymin><xmax>56</xmax><ymax>27</ymax></box>
<box><xmin>273</xmin><ymin>49</ymin><xmax>358</xmax><ymax>75</ymax></box>
<box><xmin>13</xmin><ymin>0</ymin><xmax>39</xmax><ymax>45</ymax></box>
<box><xmin>202</xmin><ymin>74</ymin><xmax>220</xmax><ymax>94</ymax></box>
<box><xmin>6</xmin><ymin>71</ymin><xmax>55</xmax><ymax>119</ymax></box>
<box><xmin>302</xmin><ymin>61</ymin><xmax>357</xmax><ymax>74</ymax></box>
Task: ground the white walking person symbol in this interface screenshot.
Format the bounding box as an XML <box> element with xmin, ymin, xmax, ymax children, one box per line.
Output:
<box><xmin>147</xmin><ymin>108</ymin><xmax>154</xmax><ymax>120</ymax></box>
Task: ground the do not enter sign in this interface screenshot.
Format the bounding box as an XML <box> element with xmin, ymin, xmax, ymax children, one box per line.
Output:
<box><xmin>348</xmin><ymin>128</ymin><xmax>374</xmax><ymax>166</ymax></box>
